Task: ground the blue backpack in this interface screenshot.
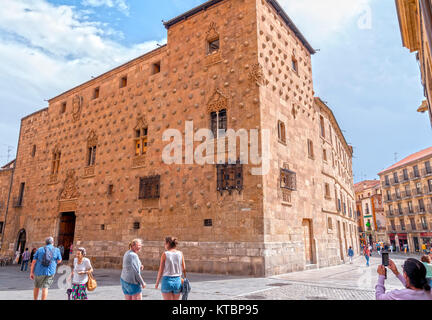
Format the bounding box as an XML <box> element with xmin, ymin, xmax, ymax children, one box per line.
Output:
<box><xmin>41</xmin><ymin>247</ymin><xmax>54</xmax><ymax>267</ymax></box>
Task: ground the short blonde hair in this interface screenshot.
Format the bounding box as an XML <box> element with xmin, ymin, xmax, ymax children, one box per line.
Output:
<box><xmin>129</xmin><ymin>239</ymin><xmax>143</xmax><ymax>249</ymax></box>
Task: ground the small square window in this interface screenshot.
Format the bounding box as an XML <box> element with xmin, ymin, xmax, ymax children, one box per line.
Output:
<box><xmin>31</xmin><ymin>145</ymin><xmax>36</xmax><ymax>157</ymax></box>
<box><xmin>208</xmin><ymin>38</ymin><xmax>220</xmax><ymax>55</ymax></box>
<box><xmin>152</xmin><ymin>62</ymin><xmax>161</xmax><ymax>75</ymax></box>
<box><xmin>93</xmin><ymin>87</ymin><xmax>100</xmax><ymax>99</ymax></box>
<box><xmin>133</xmin><ymin>222</ymin><xmax>140</xmax><ymax>230</ymax></box>
<box><xmin>120</xmin><ymin>76</ymin><xmax>128</xmax><ymax>88</ymax></box>
<box><xmin>204</xmin><ymin>219</ymin><xmax>213</xmax><ymax>227</ymax></box>
<box><xmin>107</xmin><ymin>184</ymin><xmax>114</xmax><ymax>195</ymax></box>
<box><xmin>101</xmin><ymin>224</ymin><xmax>105</xmax><ymax>230</ymax></box>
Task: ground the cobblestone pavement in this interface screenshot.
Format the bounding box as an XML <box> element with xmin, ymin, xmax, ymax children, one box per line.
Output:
<box><xmin>0</xmin><ymin>254</ymin><xmax>409</xmax><ymax>300</ymax></box>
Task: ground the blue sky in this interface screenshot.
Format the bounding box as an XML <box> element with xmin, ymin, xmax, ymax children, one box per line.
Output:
<box><xmin>0</xmin><ymin>0</ymin><xmax>430</xmax><ymax>183</ymax></box>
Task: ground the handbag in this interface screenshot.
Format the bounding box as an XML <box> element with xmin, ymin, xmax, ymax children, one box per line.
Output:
<box><xmin>87</xmin><ymin>272</ymin><xmax>97</xmax><ymax>291</ymax></box>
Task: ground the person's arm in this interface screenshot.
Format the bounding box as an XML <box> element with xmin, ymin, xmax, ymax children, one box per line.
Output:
<box><xmin>86</xmin><ymin>259</ymin><xmax>94</xmax><ymax>274</ymax></box>
<box><xmin>30</xmin><ymin>251</ymin><xmax>38</xmax><ymax>280</ymax></box>
<box><xmin>131</xmin><ymin>254</ymin><xmax>146</xmax><ymax>288</ymax></box>
<box><xmin>155</xmin><ymin>253</ymin><xmax>166</xmax><ymax>289</ymax></box>
<box><xmin>182</xmin><ymin>252</ymin><xmax>187</xmax><ymax>279</ymax></box>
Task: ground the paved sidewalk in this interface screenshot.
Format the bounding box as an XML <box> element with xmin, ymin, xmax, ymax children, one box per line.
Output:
<box><xmin>0</xmin><ymin>255</ymin><xmax>409</xmax><ymax>300</ymax></box>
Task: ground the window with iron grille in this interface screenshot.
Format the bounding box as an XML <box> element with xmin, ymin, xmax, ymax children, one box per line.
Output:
<box><xmin>139</xmin><ymin>175</ymin><xmax>160</xmax><ymax>199</ymax></box>
<box><xmin>0</xmin><ymin>222</ymin><xmax>3</xmax><ymax>234</ymax></box>
<box><xmin>210</xmin><ymin>109</ymin><xmax>227</xmax><ymax>138</ymax></box>
<box><xmin>87</xmin><ymin>146</ymin><xmax>97</xmax><ymax>166</ymax></box>
<box><xmin>133</xmin><ymin>222</ymin><xmax>140</xmax><ymax>229</ymax></box>
<box><xmin>204</xmin><ymin>219</ymin><xmax>213</xmax><ymax>227</ymax></box>
<box><xmin>216</xmin><ymin>161</ymin><xmax>243</xmax><ymax>194</ymax></box>
<box><xmin>280</xmin><ymin>169</ymin><xmax>296</xmax><ymax>191</ymax></box>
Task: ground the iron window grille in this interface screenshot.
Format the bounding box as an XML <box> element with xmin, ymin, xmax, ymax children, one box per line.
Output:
<box><xmin>139</xmin><ymin>175</ymin><xmax>160</xmax><ymax>199</ymax></box>
<box><xmin>204</xmin><ymin>219</ymin><xmax>213</xmax><ymax>227</ymax></box>
<box><xmin>280</xmin><ymin>169</ymin><xmax>297</xmax><ymax>191</ymax></box>
<box><xmin>216</xmin><ymin>161</ymin><xmax>243</xmax><ymax>195</ymax></box>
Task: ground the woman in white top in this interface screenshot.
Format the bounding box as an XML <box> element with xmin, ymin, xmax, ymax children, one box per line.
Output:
<box><xmin>155</xmin><ymin>237</ymin><xmax>186</xmax><ymax>300</ymax></box>
<box><xmin>69</xmin><ymin>247</ymin><xmax>93</xmax><ymax>300</ymax></box>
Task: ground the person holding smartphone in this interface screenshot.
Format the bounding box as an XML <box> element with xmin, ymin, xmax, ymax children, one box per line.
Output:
<box><xmin>375</xmin><ymin>258</ymin><xmax>432</xmax><ymax>300</ymax></box>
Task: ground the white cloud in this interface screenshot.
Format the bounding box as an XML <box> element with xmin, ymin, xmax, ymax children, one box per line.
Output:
<box><xmin>0</xmin><ymin>0</ymin><xmax>165</xmax><ymax>151</ymax></box>
<box><xmin>81</xmin><ymin>0</ymin><xmax>129</xmax><ymax>15</ymax></box>
<box><xmin>278</xmin><ymin>0</ymin><xmax>373</xmax><ymax>44</ymax></box>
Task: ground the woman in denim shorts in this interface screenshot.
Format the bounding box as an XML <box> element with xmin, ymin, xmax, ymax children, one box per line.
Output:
<box><xmin>155</xmin><ymin>237</ymin><xmax>186</xmax><ymax>300</ymax></box>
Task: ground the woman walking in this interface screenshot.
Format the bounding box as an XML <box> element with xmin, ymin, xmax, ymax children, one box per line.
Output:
<box><xmin>120</xmin><ymin>239</ymin><xmax>146</xmax><ymax>300</ymax></box>
<box><xmin>364</xmin><ymin>246</ymin><xmax>371</xmax><ymax>267</ymax></box>
<box><xmin>155</xmin><ymin>237</ymin><xmax>186</xmax><ymax>300</ymax></box>
<box><xmin>30</xmin><ymin>248</ymin><xmax>37</xmax><ymax>263</ymax></box>
<box><xmin>421</xmin><ymin>255</ymin><xmax>432</xmax><ymax>286</ymax></box>
<box><xmin>70</xmin><ymin>247</ymin><xmax>93</xmax><ymax>300</ymax></box>
<box><xmin>376</xmin><ymin>258</ymin><xmax>432</xmax><ymax>300</ymax></box>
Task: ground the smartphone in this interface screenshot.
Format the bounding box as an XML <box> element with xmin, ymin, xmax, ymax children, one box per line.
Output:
<box><xmin>382</xmin><ymin>252</ymin><xmax>389</xmax><ymax>266</ymax></box>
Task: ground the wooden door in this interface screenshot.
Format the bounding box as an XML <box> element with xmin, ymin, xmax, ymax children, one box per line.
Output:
<box><xmin>58</xmin><ymin>213</ymin><xmax>76</xmax><ymax>261</ymax></box>
<box><xmin>302</xmin><ymin>219</ymin><xmax>313</xmax><ymax>264</ymax></box>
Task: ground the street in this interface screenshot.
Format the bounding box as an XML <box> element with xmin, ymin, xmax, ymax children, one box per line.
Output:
<box><xmin>0</xmin><ymin>253</ymin><xmax>414</xmax><ymax>300</ymax></box>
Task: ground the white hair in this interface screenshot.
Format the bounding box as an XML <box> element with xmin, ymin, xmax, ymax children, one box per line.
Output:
<box><xmin>45</xmin><ymin>237</ymin><xmax>54</xmax><ymax>245</ymax></box>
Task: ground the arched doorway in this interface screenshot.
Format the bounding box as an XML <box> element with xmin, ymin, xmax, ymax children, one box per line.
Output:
<box><xmin>16</xmin><ymin>229</ymin><xmax>26</xmax><ymax>264</ymax></box>
<box><xmin>57</xmin><ymin>212</ymin><xmax>76</xmax><ymax>261</ymax></box>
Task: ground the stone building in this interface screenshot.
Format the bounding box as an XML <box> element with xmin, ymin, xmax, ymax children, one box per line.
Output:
<box><xmin>0</xmin><ymin>0</ymin><xmax>357</xmax><ymax>276</ymax></box>
<box><xmin>378</xmin><ymin>146</ymin><xmax>432</xmax><ymax>252</ymax></box>
<box><xmin>396</xmin><ymin>0</ymin><xmax>432</xmax><ymax>126</ymax></box>
<box><xmin>354</xmin><ymin>180</ymin><xmax>386</xmax><ymax>246</ymax></box>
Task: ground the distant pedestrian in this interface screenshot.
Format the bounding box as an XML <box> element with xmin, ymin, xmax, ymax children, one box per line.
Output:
<box><xmin>21</xmin><ymin>248</ymin><xmax>30</xmax><ymax>272</ymax></box>
<box><xmin>13</xmin><ymin>250</ymin><xmax>20</xmax><ymax>265</ymax></box>
<box><xmin>390</xmin><ymin>245</ymin><xmax>393</xmax><ymax>253</ymax></box>
<box><xmin>422</xmin><ymin>244</ymin><xmax>427</xmax><ymax>254</ymax></box>
<box><xmin>30</xmin><ymin>248</ymin><xmax>37</xmax><ymax>263</ymax></box>
<box><xmin>376</xmin><ymin>258</ymin><xmax>432</xmax><ymax>300</ymax></box>
<box><xmin>69</xmin><ymin>247</ymin><xmax>93</xmax><ymax>300</ymax></box>
<box><xmin>29</xmin><ymin>237</ymin><xmax>62</xmax><ymax>300</ymax></box>
<box><xmin>155</xmin><ymin>237</ymin><xmax>187</xmax><ymax>300</ymax></box>
<box><xmin>421</xmin><ymin>255</ymin><xmax>432</xmax><ymax>287</ymax></box>
<box><xmin>58</xmin><ymin>245</ymin><xmax>65</xmax><ymax>260</ymax></box>
<box><xmin>364</xmin><ymin>247</ymin><xmax>371</xmax><ymax>267</ymax></box>
<box><xmin>348</xmin><ymin>247</ymin><xmax>354</xmax><ymax>264</ymax></box>
<box><xmin>120</xmin><ymin>239</ymin><xmax>146</xmax><ymax>300</ymax></box>
<box><xmin>377</xmin><ymin>244</ymin><xmax>381</xmax><ymax>256</ymax></box>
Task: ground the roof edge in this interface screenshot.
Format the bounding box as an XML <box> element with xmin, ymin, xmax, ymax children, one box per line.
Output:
<box><xmin>163</xmin><ymin>0</ymin><xmax>315</xmax><ymax>54</ymax></box>
<box><xmin>48</xmin><ymin>44</ymin><xmax>167</xmax><ymax>104</ymax></box>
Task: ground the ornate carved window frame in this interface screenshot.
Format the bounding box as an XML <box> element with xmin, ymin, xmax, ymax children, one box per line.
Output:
<box><xmin>139</xmin><ymin>175</ymin><xmax>160</xmax><ymax>200</ymax></box>
<box><xmin>216</xmin><ymin>160</ymin><xmax>243</xmax><ymax>195</ymax></box>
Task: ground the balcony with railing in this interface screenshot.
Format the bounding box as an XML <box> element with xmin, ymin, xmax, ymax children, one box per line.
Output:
<box><xmin>425</xmin><ymin>185</ymin><xmax>432</xmax><ymax>195</ymax></box>
<box><xmin>405</xmin><ymin>208</ymin><xmax>416</xmax><ymax>216</ymax></box>
<box><xmin>427</xmin><ymin>205</ymin><xmax>432</xmax><ymax>214</ymax></box>
<box><xmin>390</xmin><ymin>177</ymin><xmax>400</xmax><ymax>186</ymax></box>
<box><xmin>382</xmin><ymin>180</ymin><xmax>391</xmax><ymax>188</ymax></box>
<box><xmin>384</xmin><ymin>195</ymin><xmax>393</xmax><ymax>203</ymax></box>
<box><xmin>386</xmin><ymin>210</ymin><xmax>394</xmax><ymax>217</ymax></box>
<box><xmin>410</xmin><ymin>171</ymin><xmax>421</xmax><ymax>180</ymax></box>
<box><xmin>394</xmin><ymin>208</ymin><xmax>404</xmax><ymax>216</ymax></box>
<box><xmin>401</xmin><ymin>174</ymin><xmax>410</xmax><ymax>183</ymax></box>
<box><xmin>415</xmin><ymin>206</ymin><xmax>427</xmax><ymax>214</ymax></box>
<box><xmin>401</xmin><ymin>190</ymin><xmax>412</xmax><ymax>199</ymax></box>
<box><xmin>422</xmin><ymin>168</ymin><xmax>432</xmax><ymax>178</ymax></box>
<box><xmin>412</xmin><ymin>188</ymin><xmax>424</xmax><ymax>197</ymax></box>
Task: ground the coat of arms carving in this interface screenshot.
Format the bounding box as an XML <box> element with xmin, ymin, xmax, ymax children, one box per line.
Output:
<box><xmin>248</xmin><ymin>63</ymin><xmax>265</xmax><ymax>86</ymax></box>
<box><xmin>59</xmin><ymin>169</ymin><xmax>80</xmax><ymax>200</ymax></box>
<box><xmin>72</xmin><ymin>95</ymin><xmax>83</xmax><ymax>122</ymax></box>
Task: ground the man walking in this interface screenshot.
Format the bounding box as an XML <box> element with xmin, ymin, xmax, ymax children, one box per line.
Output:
<box><xmin>29</xmin><ymin>237</ymin><xmax>62</xmax><ymax>300</ymax></box>
<box><xmin>20</xmin><ymin>248</ymin><xmax>30</xmax><ymax>272</ymax></box>
<box><xmin>348</xmin><ymin>246</ymin><xmax>354</xmax><ymax>264</ymax></box>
